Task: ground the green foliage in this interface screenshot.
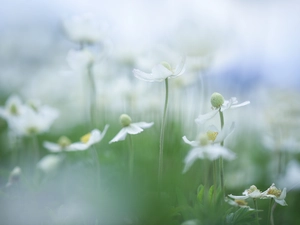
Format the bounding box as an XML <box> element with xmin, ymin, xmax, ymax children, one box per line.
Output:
<box><xmin>225</xmin><ymin>207</ymin><xmax>257</xmax><ymax>225</ymax></box>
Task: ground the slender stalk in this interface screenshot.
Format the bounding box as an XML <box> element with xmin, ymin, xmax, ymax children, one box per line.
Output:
<box><xmin>268</xmin><ymin>199</ymin><xmax>274</xmax><ymax>225</ymax></box>
<box><xmin>270</xmin><ymin>202</ymin><xmax>277</xmax><ymax>225</ymax></box>
<box><xmin>128</xmin><ymin>134</ymin><xmax>134</xmax><ymax>180</ymax></box>
<box><xmin>158</xmin><ymin>78</ymin><xmax>169</xmax><ymax>184</ymax></box>
<box><xmin>253</xmin><ymin>198</ymin><xmax>260</xmax><ymax>225</ymax></box>
<box><xmin>218</xmin><ymin>110</ymin><xmax>225</xmax><ymax>195</ymax></box>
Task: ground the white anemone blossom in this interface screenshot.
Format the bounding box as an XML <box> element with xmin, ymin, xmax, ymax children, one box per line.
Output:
<box><xmin>133</xmin><ymin>57</ymin><xmax>186</xmax><ymax>82</ymax></box>
<box><xmin>63</xmin><ymin>13</ymin><xmax>108</xmax><ymax>44</ymax></box>
<box><xmin>261</xmin><ymin>183</ymin><xmax>288</xmax><ymax>206</ymax></box>
<box><xmin>182</xmin><ymin>122</ymin><xmax>236</xmax><ymax>173</ymax></box>
<box><xmin>196</xmin><ymin>93</ymin><xmax>250</xmax><ymax>124</ymax></box>
<box><xmin>109</xmin><ymin>114</ymin><xmax>153</xmax><ymax>143</ymax></box>
<box><xmin>37</xmin><ymin>155</ymin><xmax>64</xmax><ymax>174</ymax></box>
<box><xmin>228</xmin><ymin>185</ymin><xmax>264</xmax><ymax>200</ymax></box>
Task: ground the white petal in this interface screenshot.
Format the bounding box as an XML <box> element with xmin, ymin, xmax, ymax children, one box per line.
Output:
<box><xmin>230</xmin><ymin>101</ymin><xmax>250</xmax><ymax>109</ymax></box>
<box><xmin>43</xmin><ymin>141</ymin><xmax>62</xmax><ymax>153</ymax></box>
<box><xmin>67</xmin><ymin>142</ymin><xmax>89</xmax><ymax>151</ymax></box>
<box><xmin>133</xmin><ymin>69</ymin><xmax>156</xmax><ymax>82</ymax></box>
<box><xmin>132</xmin><ymin>122</ymin><xmax>154</xmax><ymax>129</ymax></box>
<box><xmin>126</xmin><ymin>124</ymin><xmax>143</xmax><ymax>134</ymax></box>
<box><xmin>228</xmin><ymin>194</ymin><xmax>249</xmax><ymax>200</ymax></box>
<box><xmin>182</xmin><ymin>136</ymin><xmax>199</xmax><ymax>147</ymax></box>
<box><xmin>152</xmin><ymin>64</ymin><xmax>173</xmax><ymax>79</ymax></box>
<box><xmin>109</xmin><ymin>128</ymin><xmax>127</xmax><ymax>143</ymax></box>
<box><xmin>214</xmin><ymin>122</ymin><xmax>235</xmax><ymax>143</ymax></box>
<box><xmin>183</xmin><ymin>147</ymin><xmax>204</xmax><ymax>173</ymax></box>
<box><xmin>204</xmin><ymin>145</ymin><xmax>236</xmax><ymax>161</ymax></box>
<box><xmin>174</xmin><ymin>56</ymin><xmax>186</xmax><ymax>75</ymax></box>
<box><xmin>195</xmin><ymin>109</ymin><xmax>218</xmax><ymax>124</ymax></box>
<box><xmin>86</xmin><ymin>129</ymin><xmax>101</xmax><ymax>145</ymax></box>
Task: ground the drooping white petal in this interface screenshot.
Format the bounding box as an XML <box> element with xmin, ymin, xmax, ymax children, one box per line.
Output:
<box><xmin>132</xmin><ymin>122</ymin><xmax>154</xmax><ymax>129</ymax></box>
<box><xmin>182</xmin><ymin>136</ymin><xmax>199</xmax><ymax>147</ymax></box>
<box><xmin>195</xmin><ymin>109</ymin><xmax>218</xmax><ymax>124</ymax></box>
<box><xmin>109</xmin><ymin>128</ymin><xmax>127</xmax><ymax>143</ymax></box>
<box><xmin>174</xmin><ymin>56</ymin><xmax>186</xmax><ymax>75</ymax></box>
<box><xmin>230</xmin><ymin>101</ymin><xmax>250</xmax><ymax>109</ymax></box>
<box><xmin>43</xmin><ymin>141</ymin><xmax>62</xmax><ymax>153</ymax></box>
<box><xmin>126</xmin><ymin>124</ymin><xmax>143</xmax><ymax>134</ymax></box>
<box><xmin>183</xmin><ymin>147</ymin><xmax>204</xmax><ymax>173</ymax></box>
<box><xmin>228</xmin><ymin>194</ymin><xmax>249</xmax><ymax>200</ymax></box>
<box><xmin>133</xmin><ymin>69</ymin><xmax>156</xmax><ymax>82</ymax></box>
<box><xmin>204</xmin><ymin>145</ymin><xmax>236</xmax><ymax>161</ymax></box>
<box><xmin>214</xmin><ymin>122</ymin><xmax>235</xmax><ymax>143</ymax></box>
<box><xmin>67</xmin><ymin>143</ymin><xmax>90</xmax><ymax>151</ymax></box>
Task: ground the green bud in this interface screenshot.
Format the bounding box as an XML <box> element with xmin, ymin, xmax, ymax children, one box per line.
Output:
<box><xmin>119</xmin><ymin>114</ymin><xmax>132</xmax><ymax>127</ymax></box>
<box><xmin>58</xmin><ymin>136</ymin><xmax>71</xmax><ymax>148</ymax></box>
<box><xmin>9</xmin><ymin>104</ymin><xmax>19</xmax><ymax>115</ymax></box>
<box><xmin>161</xmin><ymin>61</ymin><xmax>172</xmax><ymax>71</ymax></box>
<box><xmin>210</xmin><ymin>92</ymin><xmax>224</xmax><ymax>108</ymax></box>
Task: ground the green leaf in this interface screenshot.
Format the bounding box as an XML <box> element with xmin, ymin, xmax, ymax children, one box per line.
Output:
<box><xmin>197</xmin><ymin>184</ymin><xmax>204</xmax><ymax>203</ymax></box>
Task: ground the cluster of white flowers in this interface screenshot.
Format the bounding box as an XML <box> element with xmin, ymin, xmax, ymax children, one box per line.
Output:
<box><xmin>0</xmin><ymin>95</ymin><xmax>59</xmax><ymax>136</ymax></box>
<box><xmin>228</xmin><ymin>183</ymin><xmax>287</xmax><ymax>206</ymax></box>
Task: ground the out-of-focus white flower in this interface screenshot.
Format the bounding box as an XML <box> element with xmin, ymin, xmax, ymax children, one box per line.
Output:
<box><xmin>109</xmin><ymin>114</ymin><xmax>153</xmax><ymax>143</ymax></box>
<box><xmin>195</xmin><ymin>93</ymin><xmax>250</xmax><ymax>124</ymax></box>
<box><xmin>67</xmin><ymin>49</ymin><xmax>94</xmax><ymax>73</ymax></box>
<box><xmin>9</xmin><ymin>104</ymin><xmax>59</xmax><ymax>136</ymax></box>
<box><xmin>278</xmin><ymin>160</ymin><xmax>300</xmax><ymax>190</ymax></box>
<box><xmin>228</xmin><ymin>185</ymin><xmax>264</xmax><ymax>200</ymax></box>
<box><xmin>0</xmin><ymin>95</ymin><xmax>25</xmax><ymax>120</ymax></box>
<box><xmin>181</xmin><ymin>219</ymin><xmax>200</xmax><ymax>225</ymax></box>
<box><xmin>43</xmin><ymin>136</ymin><xmax>73</xmax><ymax>153</ymax></box>
<box><xmin>37</xmin><ymin>155</ymin><xmax>64</xmax><ymax>174</ymax></box>
<box><xmin>133</xmin><ymin>57</ymin><xmax>186</xmax><ymax>82</ymax></box>
<box><xmin>67</xmin><ymin>125</ymin><xmax>109</xmax><ymax>151</ymax></box>
<box><xmin>225</xmin><ymin>197</ymin><xmax>254</xmax><ymax>210</ymax></box>
<box><xmin>63</xmin><ymin>13</ymin><xmax>108</xmax><ymax>44</ymax></box>
<box><xmin>6</xmin><ymin>166</ymin><xmax>22</xmax><ymax>187</ymax></box>
<box><xmin>261</xmin><ymin>183</ymin><xmax>287</xmax><ymax>206</ymax></box>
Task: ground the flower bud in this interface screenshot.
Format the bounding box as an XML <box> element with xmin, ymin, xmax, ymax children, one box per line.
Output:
<box><xmin>119</xmin><ymin>114</ymin><xmax>131</xmax><ymax>127</ymax></box>
<box><xmin>161</xmin><ymin>61</ymin><xmax>172</xmax><ymax>71</ymax></box>
<box><xmin>58</xmin><ymin>136</ymin><xmax>71</xmax><ymax>148</ymax></box>
<box><xmin>210</xmin><ymin>92</ymin><xmax>224</xmax><ymax>108</ymax></box>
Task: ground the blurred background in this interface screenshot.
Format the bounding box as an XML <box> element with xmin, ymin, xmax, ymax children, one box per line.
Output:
<box><xmin>0</xmin><ymin>0</ymin><xmax>300</xmax><ymax>224</ymax></box>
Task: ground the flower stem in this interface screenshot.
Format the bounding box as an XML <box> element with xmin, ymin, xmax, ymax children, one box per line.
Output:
<box><xmin>253</xmin><ymin>198</ymin><xmax>260</xmax><ymax>225</ymax></box>
<box><xmin>128</xmin><ymin>134</ymin><xmax>134</xmax><ymax>180</ymax></box>
<box><xmin>268</xmin><ymin>198</ymin><xmax>274</xmax><ymax>225</ymax></box>
<box><xmin>270</xmin><ymin>202</ymin><xmax>277</xmax><ymax>225</ymax></box>
<box><xmin>218</xmin><ymin>110</ymin><xmax>225</xmax><ymax>196</ymax></box>
<box><xmin>158</xmin><ymin>78</ymin><xmax>169</xmax><ymax>185</ymax></box>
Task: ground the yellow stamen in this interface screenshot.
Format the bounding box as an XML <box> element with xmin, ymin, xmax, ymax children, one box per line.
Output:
<box><xmin>207</xmin><ymin>131</ymin><xmax>218</xmax><ymax>141</ymax></box>
<box><xmin>235</xmin><ymin>199</ymin><xmax>248</xmax><ymax>206</ymax></box>
<box><xmin>268</xmin><ymin>187</ymin><xmax>281</xmax><ymax>197</ymax></box>
<box><xmin>80</xmin><ymin>133</ymin><xmax>91</xmax><ymax>143</ymax></box>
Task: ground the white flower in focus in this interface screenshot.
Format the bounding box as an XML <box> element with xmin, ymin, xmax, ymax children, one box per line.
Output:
<box><xmin>109</xmin><ymin>114</ymin><xmax>153</xmax><ymax>143</ymax></box>
<box><xmin>133</xmin><ymin>57</ymin><xmax>186</xmax><ymax>82</ymax></box>
<box><xmin>228</xmin><ymin>185</ymin><xmax>264</xmax><ymax>200</ymax></box>
<box><xmin>195</xmin><ymin>92</ymin><xmax>250</xmax><ymax>124</ymax></box>
<box><xmin>182</xmin><ymin>123</ymin><xmax>236</xmax><ymax>173</ymax></box>
<box><xmin>63</xmin><ymin>13</ymin><xmax>108</xmax><ymax>44</ymax></box>
<box><xmin>261</xmin><ymin>183</ymin><xmax>287</xmax><ymax>206</ymax></box>
<box><xmin>37</xmin><ymin>155</ymin><xmax>64</xmax><ymax>174</ymax></box>
<box><xmin>67</xmin><ymin>125</ymin><xmax>109</xmax><ymax>151</ymax></box>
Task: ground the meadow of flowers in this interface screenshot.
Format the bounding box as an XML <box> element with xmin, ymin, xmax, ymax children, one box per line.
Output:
<box><xmin>1</xmin><ymin>1</ymin><xmax>300</xmax><ymax>225</ymax></box>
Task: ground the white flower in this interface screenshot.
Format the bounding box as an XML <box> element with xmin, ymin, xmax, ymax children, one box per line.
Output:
<box><xmin>0</xmin><ymin>95</ymin><xmax>25</xmax><ymax>120</ymax></box>
<box><xmin>225</xmin><ymin>197</ymin><xmax>254</xmax><ymax>210</ymax></box>
<box><xmin>228</xmin><ymin>185</ymin><xmax>264</xmax><ymax>200</ymax></box>
<box><xmin>67</xmin><ymin>125</ymin><xmax>109</xmax><ymax>151</ymax></box>
<box><xmin>261</xmin><ymin>183</ymin><xmax>287</xmax><ymax>206</ymax></box>
<box><xmin>195</xmin><ymin>95</ymin><xmax>250</xmax><ymax>124</ymax></box>
<box><xmin>63</xmin><ymin>13</ymin><xmax>108</xmax><ymax>44</ymax></box>
<box><xmin>43</xmin><ymin>136</ymin><xmax>73</xmax><ymax>153</ymax></box>
<box><xmin>133</xmin><ymin>57</ymin><xmax>186</xmax><ymax>82</ymax></box>
<box><xmin>6</xmin><ymin>166</ymin><xmax>22</xmax><ymax>187</ymax></box>
<box><xmin>109</xmin><ymin>114</ymin><xmax>153</xmax><ymax>143</ymax></box>
<box><xmin>37</xmin><ymin>155</ymin><xmax>64</xmax><ymax>174</ymax></box>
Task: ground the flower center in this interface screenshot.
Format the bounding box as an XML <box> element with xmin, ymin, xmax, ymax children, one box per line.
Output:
<box><xmin>120</xmin><ymin>114</ymin><xmax>131</xmax><ymax>127</ymax></box>
<box><xmin>9</xmin><ymin>104</ymin><xmax>19</xmax><ymax>116</ymax></box>
<box><xmin>248</xmin><ymin>185</ymin><xmax>259</xmax><ymax>194</ymax></box>
<box><xmin>161</xmin><ymin>61</ymin><xmax>172</xmax><ymax>71</ymax></box>
<box><xmin>268</xmin><ymin>187</ymin><xmax>281</xmax><ymax>197</ymax></box>
<box><xmin>210</xmin><ymin>92</ymin><xmax>225</xmax><ymax>108</ymax></box>
<box><xmin>58</xmin><ymin>136</ymin><xmax>71</xmax><ymax>148</ymax></box>
<box><xmin>26</xmin><ymin>126</ymin><xmax>39</xmax><ymax>135</ymax></box>
<box><xmin>206</xmin><ymin>131</ymin><xmax>218</xmax><ymax>141</ymax></box>
<box><xmin>235</xmin><ymin>199</ymin><xmax>248</xmax><ymax>206</ymax></box>
<box><xmin>80</xmin><ymin>133</ymin><xmax>91</xmax><ymax>143</ymax></box>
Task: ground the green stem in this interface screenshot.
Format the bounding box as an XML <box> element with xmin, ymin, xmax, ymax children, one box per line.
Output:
<box><xmin>158</xmin><ymin>78</ymin><xmax>169</xmax><ymax>185</ymax></box>
<box><xmin>268</xmin><ymin>199</ymin><xmax>274</xmax><ymax>225</ymax></box>
<box><xmin>128</xmin><ymin>134</ymin><xmax>134</xmax><ymax>180</ymax></box>
<box><xmin>253</xmin><ymin>198</ymin><xmax>260</xmax><ymax>225</ymax></box>
<box><xmin>87</xmin><ymin>63</ymin><xmax>97</xmax><ymax>129</ymax></box>
<box><xmin>270</xmin><ymin>202</ymin><xmax>277</xmax><ymax>225</ymax></box>
<box><xmin>219</xmin><ymin>110</ymin><xmax>225</xmax><ymax>195</ymax></box>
